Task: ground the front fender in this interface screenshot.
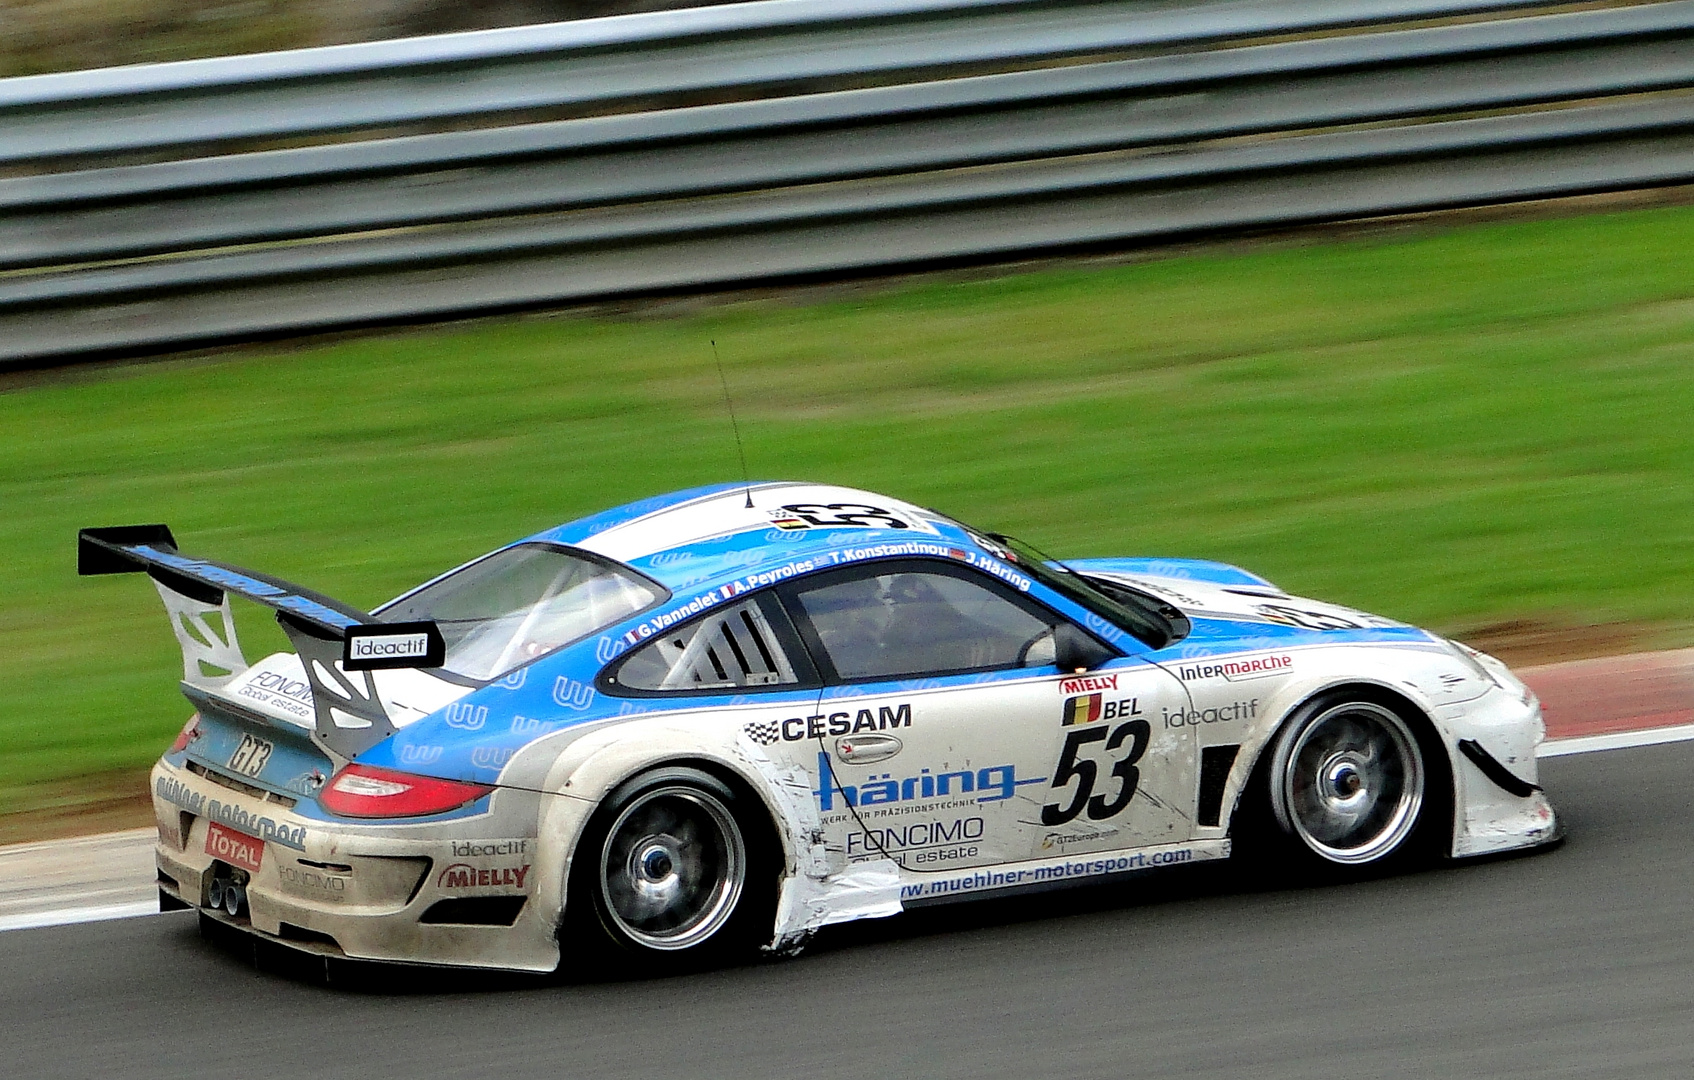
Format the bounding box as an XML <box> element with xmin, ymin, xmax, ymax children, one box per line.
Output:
<box><xmin>1207</xmin><ymin>642</ymin><xmax>1511</xmax><ymax>857</ymax></box>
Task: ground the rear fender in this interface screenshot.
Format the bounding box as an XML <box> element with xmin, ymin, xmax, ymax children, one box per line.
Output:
<box><xmin>528</xmin><ymin>718</ymin><xmax>810</xmax><ymax>937</ymax></box>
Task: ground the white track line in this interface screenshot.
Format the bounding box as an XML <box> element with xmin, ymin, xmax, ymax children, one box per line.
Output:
<box><xmin>1539</xmin><ymin>722</ymin><xmax>1694</xmax><ymax>758</ymax></box>
<box><xmin>0</xmin><ymin>900</ymin><xmax>159</xmax><ymax>933</ymax></box>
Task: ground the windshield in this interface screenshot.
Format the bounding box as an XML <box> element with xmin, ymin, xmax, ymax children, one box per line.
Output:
<box><xmin>379</xmin><ymin>544</ymin><xmax>666</xmax><ymax>681</ymax></box>
<box><xmin>959</xmin><ymin>528</ymin><xmax>1181</xmax><ymax>649</ymax></box>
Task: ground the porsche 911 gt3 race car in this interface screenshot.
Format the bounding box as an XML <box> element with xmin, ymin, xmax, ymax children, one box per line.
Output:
<box><xmin>81</xmin><ymin>483</ymin><xmax>1558</xmax><ymax>972</ymax></box>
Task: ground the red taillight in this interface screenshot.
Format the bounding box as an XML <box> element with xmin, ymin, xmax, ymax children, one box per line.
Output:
<box><xmin>169</xmin><ymin>714</ymin><xmax>201</xmax><ymax>754</ymax></box>
<box><xmin>318</xmin><ymin>764</ymin><xmax>493</xmax><ymax>819</ymax></box>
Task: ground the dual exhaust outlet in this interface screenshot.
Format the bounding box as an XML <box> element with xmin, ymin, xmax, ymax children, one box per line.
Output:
<box><xmin>207</xmin><ymin>865</ymin><xmax>249</xmax><ymax>917</ymax></box>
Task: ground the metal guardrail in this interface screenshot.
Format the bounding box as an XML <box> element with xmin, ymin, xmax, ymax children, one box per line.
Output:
<box><xmin>3</xmin><ymin>0</ymin><xmax>1694</xmax><ymax>364</ymax></box>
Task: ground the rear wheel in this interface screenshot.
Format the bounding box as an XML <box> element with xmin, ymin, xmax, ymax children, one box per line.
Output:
<box><xmin>571</xmin><ymin>767</ymin><xmax>770</xmax><ymax>968</ymax></box>
<box><xmin>1255</xmin><ymin>692</ymin><xmax>1436</xmax><ymax>871</ymax></box>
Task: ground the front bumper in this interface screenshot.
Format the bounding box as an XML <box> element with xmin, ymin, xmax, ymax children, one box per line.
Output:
<box><xmin>150</xmin><ymin>759</ymin><xmax>566</xmax><ymax>972</ymax></box>
<box><xmin>1440</xmin><ymin>689</ymin><xmax>1560</xmax><ymax>858</ymax></box>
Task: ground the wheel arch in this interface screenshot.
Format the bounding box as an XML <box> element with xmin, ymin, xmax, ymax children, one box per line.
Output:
<box><xmin>535</xmin><ymin>738</ymin><xmax>801</xmax><ymax>940</ymax></box>
<box><xmin>1223</xmin><ymin>678</ymin><xmax>1457</xmax><ymax>857</ymax></box>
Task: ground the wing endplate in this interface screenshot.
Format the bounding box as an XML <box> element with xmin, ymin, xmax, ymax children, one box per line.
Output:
<box><xmin>79</xmin><ymin>525</ymin><xmax>442</xmax><ymax>764</ymax></box>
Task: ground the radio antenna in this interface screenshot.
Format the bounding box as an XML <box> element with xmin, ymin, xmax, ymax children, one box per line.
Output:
<box><xmin>712</xmin><ymin>340</ymin><xmax>754</xmax><ymax>508</ymax></box>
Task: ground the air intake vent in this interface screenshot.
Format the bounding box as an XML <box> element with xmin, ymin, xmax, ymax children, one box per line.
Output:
<box><xmin>186</xmin><ymin>760</ymin><xmax>297</xmax><ymax>807</ymax></box>
<box><xmin>420</xmin><ymin>897</ymin><xmax>528</xmax><ymax>926</ymax></box>
<box><xmin>1197</xmin><ymin>745</ymin><xmax>1241</xmax><ymax>828</ymax></box>
<box><xmin>615</xmin><ymin>598</ymin><xmax>798</xmax><ymax>691</ymax></box>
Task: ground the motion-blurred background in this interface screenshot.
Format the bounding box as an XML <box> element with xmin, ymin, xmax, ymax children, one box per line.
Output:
<box><xmin>2</xmin><ymin>0</ymin><xmax>718</xmax><ymax>76</ymax></box>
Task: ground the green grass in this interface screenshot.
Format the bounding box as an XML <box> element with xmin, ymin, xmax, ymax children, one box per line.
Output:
<box><xmin>8</xmin><ymin>204</ymin><xmax>1694</xmax><ymax>818</ymax></box>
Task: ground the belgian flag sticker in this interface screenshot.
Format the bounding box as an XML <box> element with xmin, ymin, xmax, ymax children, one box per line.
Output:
<box><xmin>1062</xmin><ymin>693</ymin><xmax>1103</xmax><ymax>726</ymax></box>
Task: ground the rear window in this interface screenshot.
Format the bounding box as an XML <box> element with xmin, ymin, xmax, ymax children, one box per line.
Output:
<box><xmin>380</xmin><ymin>544</ymin><xmax>665</xmax><ymax>681</ymax></box>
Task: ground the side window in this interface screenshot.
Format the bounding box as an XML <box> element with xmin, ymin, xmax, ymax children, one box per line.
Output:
<box><xmin>612</xmin><ymin>597</ymin><xmax>804</xmax><ymax>692</ymax></box>
<box><xmin>786</xmin><ymin>563</ymin><xmax>1061</xmax><ymax>682</ymax></box>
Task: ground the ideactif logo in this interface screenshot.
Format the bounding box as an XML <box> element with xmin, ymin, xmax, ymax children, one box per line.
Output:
<box><xmin>349</xmin><ymin>633</ymin><xmax>429</xmax><ymax>659</ymax></box>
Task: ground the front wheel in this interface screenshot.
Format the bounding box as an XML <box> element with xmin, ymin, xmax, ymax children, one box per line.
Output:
<box><xmin>571</xmin><ymin>767</ymin><xmax>770</xmax><ymax>967</ymax></box>
<box><xmin>1265</xmin><ymin>695</ymin><xmax>1430</xmax><ymax>868</ymax></box>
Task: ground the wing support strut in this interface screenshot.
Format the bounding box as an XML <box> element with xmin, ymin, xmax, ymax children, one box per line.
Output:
<box><xmin>79</xmin><ymin>525</ymin><xmax>443</xmax><ymax>764</ymax></box>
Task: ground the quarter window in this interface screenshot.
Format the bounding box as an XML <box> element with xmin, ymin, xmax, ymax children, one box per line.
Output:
<box><xmin>378</xmin><ymin>544</ymin><xmax>664</xmax><ymax>681</ymax></box>
<box><xmin>787</xmin><ymin>563</ymin><xmax>1061</xmax><ymax>681</ymax></box>
<box><xmin>616</xmin><ymin>598</ymin><xmax>802</xmax><ymax>691</ymax></box>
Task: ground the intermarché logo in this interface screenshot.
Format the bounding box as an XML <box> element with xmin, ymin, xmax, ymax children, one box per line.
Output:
<box><xmin>1176</xmin><ymin>655</ymin><xmax>1292</xmax><ymax>682</ymax></box>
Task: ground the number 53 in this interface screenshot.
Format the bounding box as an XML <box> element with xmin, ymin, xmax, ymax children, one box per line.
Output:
<box><xmin>1041</xmin><ymin>721</ymin><xmax>1151</xmax><ymax>826</ymax></box>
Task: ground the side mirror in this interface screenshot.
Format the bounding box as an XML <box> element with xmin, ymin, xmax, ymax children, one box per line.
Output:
<box><xmin>1053</xmin><ymin>622</ymin><xmax>1113</xmax><ymax>673</ymax></box>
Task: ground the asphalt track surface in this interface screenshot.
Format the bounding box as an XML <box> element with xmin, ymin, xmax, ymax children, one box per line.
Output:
<box><xmin>3</xmin><ymin>742</ymin><xmax>1690</xmax><ymax>1080</ymax></box>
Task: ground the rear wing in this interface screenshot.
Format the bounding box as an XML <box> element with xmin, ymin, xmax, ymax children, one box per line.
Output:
<box><xmin>78</xmin><ymin>525</ymin><xmax>445</xmax><ymax>761</ymax></box>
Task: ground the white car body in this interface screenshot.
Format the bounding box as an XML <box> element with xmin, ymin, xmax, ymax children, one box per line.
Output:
<box><xmin>91</xmin><ymin>483</ymin><xmax>1555</xmax><ymax>971</ymax></box>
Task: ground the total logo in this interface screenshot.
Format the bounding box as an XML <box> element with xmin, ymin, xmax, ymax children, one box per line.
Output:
<box><xmin>205</xmin><ymin>821</ymin><xmax>263</xmax><ymax>874</ymax></box>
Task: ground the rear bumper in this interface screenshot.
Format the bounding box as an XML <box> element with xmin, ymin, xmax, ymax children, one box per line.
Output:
<box><xmin>151</xmin><ymin>758</ymin><xmax>567</xmax><ymax>972</ymax></box>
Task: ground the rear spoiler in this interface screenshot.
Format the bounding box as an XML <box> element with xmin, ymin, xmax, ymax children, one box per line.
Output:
<box><xmin>79</xmin><ymin>525</ymin><xmax>445</xmax><ymax>761</ymax></box>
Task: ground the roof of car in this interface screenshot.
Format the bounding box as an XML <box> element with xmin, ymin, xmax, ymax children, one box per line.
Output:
<box><xmin>526</xmin><ymin>482</ymin><xmax>992</xmax><ymax>593</ymax></box>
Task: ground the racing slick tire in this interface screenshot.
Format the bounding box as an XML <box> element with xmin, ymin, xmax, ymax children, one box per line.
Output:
<box><xmin>567</xmin><ymin>766</ymin><xmax>776</xmax><ymax>971</ymax></box>
<box><xmin>1238</xmin><ymin>688</ymin><xmax>1449</xmax><ymax>877</ymax></box>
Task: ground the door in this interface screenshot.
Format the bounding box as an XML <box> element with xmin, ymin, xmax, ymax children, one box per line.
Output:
<box><xmin>1033</xmin><ymin>660</ymin><xmax>1196</xmax><ymax>860</ymax></box>
<box><xmin>769</xmin><ymin>558</ymin><xmax>1187</xmax><ymax>875</ymax></box>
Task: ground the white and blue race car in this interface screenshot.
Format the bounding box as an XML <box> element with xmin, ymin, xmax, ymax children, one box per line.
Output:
<box><xmin>82</xmin><ymin>482</ymin><xmax>1557</xmax><ymax>972</ymax></box>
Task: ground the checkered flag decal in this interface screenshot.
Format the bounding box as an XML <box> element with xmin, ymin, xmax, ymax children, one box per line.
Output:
<box><xmin>743</xmin><ymin>720</ymin><xmax>780</xmax><ymax>746</ymax></box>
